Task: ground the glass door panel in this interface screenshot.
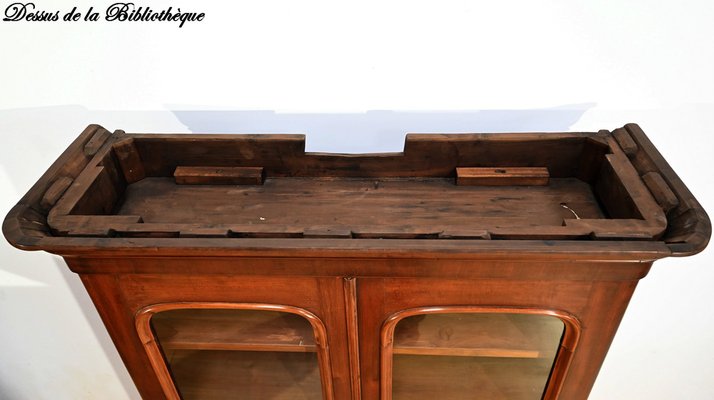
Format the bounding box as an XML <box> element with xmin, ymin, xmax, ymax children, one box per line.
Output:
<box><xmin>151</xmin><ymin>308</ymin><xmax>325</xmax><ymax>400</ymax></box>
<box><xmin>390</xmin><ymin>313</ymin><xmax>564</xmax><ymax>400</ymax></box>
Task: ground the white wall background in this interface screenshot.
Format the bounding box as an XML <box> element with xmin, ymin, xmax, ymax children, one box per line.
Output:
<box><xmin>0</xmin><ymin>1</ymin><xmax>712</xmax><ymax>399</ymax></box>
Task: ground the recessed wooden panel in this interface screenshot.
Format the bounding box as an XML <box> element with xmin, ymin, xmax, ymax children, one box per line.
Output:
<box><xmin>117</xmin><ymin>177</ymin><xmax>603</xmax><ymax>229</ymax></box>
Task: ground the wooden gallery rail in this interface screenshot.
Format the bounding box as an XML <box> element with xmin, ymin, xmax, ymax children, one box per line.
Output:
<box><xmin>3</xmin><ymin>124</ymin><xmax>710</xmax><ymax>399</ymax></box>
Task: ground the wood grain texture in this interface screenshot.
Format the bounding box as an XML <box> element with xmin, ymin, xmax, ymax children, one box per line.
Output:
<box><xmin>39</xmin><ymin>176</ymin><xmax>73</xmax><ymax>210</ymax></box>
<box><xmin>641</xmin><ymin>171</ymin><xmax>679</xmax><ymax>213</ymax></box>
<box><xmin>343</xmin><ymin>277</ymin><xmax>362</xmax><ymax>400</ymax></box>
<box><xmin>83</xmin><ymin>126</ymin><xmax>112</xmax><ymax>156</ymax></box>
<box><xmin>456</xmin><ymin>167</ymin><xmax>549</xmax><ymax>186</ymax></box>
<box><xmin>117</xmin><ymin>177</ymin><xmax>601</xmax><ymax>226</ymax></box>
<box><xmin>174</xmin><ymin>166</ymin><xmax>264</xmax><ymax>185</ymax></box>
<box><xmin>5</xmin><ymin>124</ymin><xmax>708</xmax><ymax>258</ymax></box>
<box><xmin>113</xmin><ymin>138</ymin><xmax>146</xmax><ymax>184</ymax></box>
<box><xmin>612</xmin><ymin>127</ymin><xmax>638</xmax><ymax>156</ymax></box>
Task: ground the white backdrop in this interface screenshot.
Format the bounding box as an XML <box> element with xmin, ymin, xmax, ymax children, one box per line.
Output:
<box><xmin>1</xmin><ymin>2</ymin><xmax>713</xmax><ymax>399</ymax></box>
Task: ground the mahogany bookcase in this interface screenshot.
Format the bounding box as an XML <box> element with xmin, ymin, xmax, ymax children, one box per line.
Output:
<box><xmin>3</xmin><ymin>124</ymin><xmax>709</xmax><ymax>399</ymax></box>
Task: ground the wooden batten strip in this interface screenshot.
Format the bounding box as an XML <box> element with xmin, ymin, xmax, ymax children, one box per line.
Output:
<box><xmin>40</xmin><ymin>177</ymin><xmax>73</xmax><ymax>210</ymax></box>
<box><xmin>612</xmin><ymin>127</ymin><xmax>638</xmax><ymax>157</ymax></box>
<box><xmin>174</xmin><ymin>166</ymin><xmax>264</xmax><ymax>185</ymax></box>
<box><xmin>456</xmin><ymin>167</ymin><xmax>549</xmax><ymax>186</ymax></box>
<box><xmin>83</xmin><ymin>126</ymin><xmax>112</xmax><ymax>156</ymax></box>
<box><xmin>641</xmin><ymin>172</ymin><xmax>679</xmax><ymax>213</ymax></box>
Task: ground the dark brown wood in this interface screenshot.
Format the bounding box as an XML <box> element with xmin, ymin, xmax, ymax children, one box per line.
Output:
<box><xmin>113</xmin><ymin>138</ymin><xmax>146</xmax><ymax>184</ymax></box>
<box><xmin>612</xmin><ymin>127</ymin><xmax>638</xmax><ymax>156</ymax></box>
<box><xmin>456</xmin><ymin>167</ymin><xmax>549</xmax><ymax>186</ymax></box>
<box><xmin>83</xmin><ymin>126</ymin><xmax>112</xmax><ymax>156</ymax></box>
<box><xmin>174</xmin><ymin>166</ymin><xmax>264</xmax><ymax>185</ymax></box>
<box><xmin>39</xmin><ymin>176</ymin><xmax>73</xmax><ymax>210</ymax></box>
<box><xmin>2</xmin><ymin>124</ymin><xmax>710</xmax><ymax>400</ymax></box>
<box><xmin>642</xmin><ymin>171</ymin><xmax>679</xmax><ymax>213</ymax></box>
<box><xmin>623</xmin><ymin>123</ymin><xmax>710</xmax><ymax>254</ymax></box>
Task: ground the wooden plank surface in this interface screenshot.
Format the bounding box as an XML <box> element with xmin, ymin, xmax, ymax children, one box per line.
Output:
<box><xmin>116</xmin><ymin>177</ymin><xmax>604</xmax><ymax>229</ymax></box>
<box><xmin>131</xmin><ymin>133</ymin><xmax>590</xmax><ymax>178</ymax></box>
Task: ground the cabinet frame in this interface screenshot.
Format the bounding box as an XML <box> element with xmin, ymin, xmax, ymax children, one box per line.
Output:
<box><xmin>136</xmin><ymin>302</ymin><xmax>334</xmax><ymax>400</ymax></box>
<box><xmin>380</xmin><ymin>306</ymin><xmax>581</xmax><ymax>400</ymax></box>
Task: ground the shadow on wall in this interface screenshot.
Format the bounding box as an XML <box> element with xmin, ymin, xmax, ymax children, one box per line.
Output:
<box><xmin>171</xmin><ymin>105</ymin><xmax>595</xmax><ymax>153</ymax></box>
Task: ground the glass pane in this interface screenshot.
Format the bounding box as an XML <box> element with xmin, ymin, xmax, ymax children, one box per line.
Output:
<box><xmin>151</xmin><ymin>309</ymin><xmax>324</xmax><ymax>400</ymax></box>
<box><xmin>391</xmin><ymin>313</ymin><xmax>564</xmax><ymax>400</ymax></box>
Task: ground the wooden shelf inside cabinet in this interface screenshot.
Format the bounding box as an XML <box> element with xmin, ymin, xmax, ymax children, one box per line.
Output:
<box><xmin>166</xmin><ymin>350</ymin><xmax>321</xmax><ymax>400</ymax></box>
<box><xmin>393</xmin><ymin>313</ymin><xmax>564</xmax><ymax>359</ymax></box>
<box><xmin>151</xmin><ymin>309</ymin><xmax>317</xmax><ymax>353</ymax></box>
<box><xmin>393</xmin><ymin>354</ymin><xmax>554</xmax><ymax>400</ymax></box>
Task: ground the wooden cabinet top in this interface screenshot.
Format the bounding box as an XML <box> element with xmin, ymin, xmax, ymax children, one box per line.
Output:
<box><xmin>3</xmin><ymin>124</ymin><xmax>709</xmax><ymax>261</ymax></box>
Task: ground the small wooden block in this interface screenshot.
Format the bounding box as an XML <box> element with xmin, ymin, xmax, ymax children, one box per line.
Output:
<box><xmin>642</xmin><ymin>172</ymin><xmax>679</xmax><ymax>213</ymax></box>
<box><xmin>456</xmin><ymin>167</ymin><xmax>549</xmax><ymax>186</ymax></box>
<box><xmin>174</xmin><ymin>166</ymin><xmax>264</xmax><ymax>185</ymax></box>
<box><xmin>113</xmin><ymin>139</ymin><xmax>146</xmax><ymax>184</ymax></box>
<box><xmin>83</xmin><ymin>127</ymin><xmax>111</xmax><ymax>156</ymax></box>
<box><xmin>40</xmin><ymin>176</ymin><xmax>73</xmax><ymax>210</ymax></box>
<box><xmin>612</xmin><ymin>127</ymin><xmax>638</xmax><ymax>157</ymax></box>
